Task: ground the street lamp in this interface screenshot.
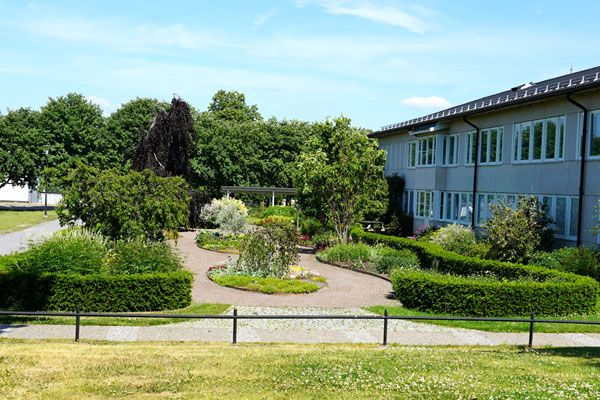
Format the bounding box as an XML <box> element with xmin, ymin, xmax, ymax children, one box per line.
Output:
<box><xmin>43</xmin><ymin>148</ymin><xmax>49</xmax><ymax>218</ymax></box>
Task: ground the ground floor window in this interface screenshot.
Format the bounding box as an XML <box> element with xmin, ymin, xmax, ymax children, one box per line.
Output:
<box><xmin>415</xmin><ymin>190</ymin><xmax>434</xmax><ymax>219</ymax></box>
<box><xmin>438</xmin><ymin>191</ymin><xmax>473</xmax><ymax>225</ymax></box>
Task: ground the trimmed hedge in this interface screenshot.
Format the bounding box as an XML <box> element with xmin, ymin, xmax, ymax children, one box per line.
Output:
<box><xmin>0</xmin><ymin>270</ymin><xmax>192</xmax><ymax>312</ymax></box>
<box><xmin>352</xmin><ymin>228</ymin><xmax>599</xmax><ymax>316</ymax></box>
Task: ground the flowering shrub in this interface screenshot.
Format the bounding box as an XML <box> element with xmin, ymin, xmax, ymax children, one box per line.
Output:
<box><xmin>200</xmin><ymin>197</ymin><xmax>248</xmax><ymax>234</ymax></box>
<box><xmin>430</xmin><ymin>224</ymin><xmax>489</xmax><ymax>258</ymax></box>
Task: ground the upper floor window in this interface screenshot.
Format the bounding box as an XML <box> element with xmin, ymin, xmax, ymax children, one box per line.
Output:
<box><xmin>513</xmin><ymin>116</ymin><xmax>565</xmax><ymax>163</ymax></box>
<box><xmin>465</xmin><ymin>131</ymin><xmax>476</xmax><ymax>165</ymax></box>
<box><xmin>441</xmin><ymin>134</ymin><xmax>458</xmax><ymax>166</ymax></box>
<box><xmin>479</xmin><ymin>127</ymin><xmax>503</xmax><ymax>164</ymax></box>
<box><xmin>406</xmin><ymin>141</ymin><xmax>417</xmax><ymax>168</ymax></box>
<box><xmin>590</xmin><ymin>111</ymin><xmax>600</xmax><ymax>158</ymax></box>
<box><xmin>417</xmin><ymin>136</ymin><xmax>436</xmax><ymax>166</ymax></box>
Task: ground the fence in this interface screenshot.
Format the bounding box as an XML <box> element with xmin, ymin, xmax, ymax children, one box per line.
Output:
<box><xmin>1</xmin><ymin>309</ymin><xmax>599</xmax><ymax>347</ymax></box>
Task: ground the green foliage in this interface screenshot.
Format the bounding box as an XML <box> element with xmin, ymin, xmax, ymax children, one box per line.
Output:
<box><xmin>430</xmin><ymin>224</ymin><xmax>488</xmax><ymax>258</ymax></box>
<box><xmin>207</xmin><ymin>90</ymin><xmax>262</xmax><ymax>123</ymax></box>
<box><xmin>352</xmin><ymin>228</ymin><xmax>599</xmax><ymax>316</ymax></box>
<box><xmin>256</xmin><ymin>215</ymin><xmax>294</xmax><ymax>227</ymax></box>
<box><xmin>370</xmin><ymin>247</ymin><xmax>420</xmax><ymax>274</ymax></box>
<box><xmin>551</xmin><ymin>247</ymin><xmax>600</xmax><ymax>282</ymax></box>
<box><xmin>58</xmin><ymin>164</ymin><xmax>190</xmax><ymax>240</ymax></box>
<box><xmin>317</xmin><ymin>243</ymin><xmax>372</xmax><ymax>265</ymax></box>
<box><xmin>294</xmin><ymin>117</ymin><xmax>388</xmax><ymax>243</ymax></box>
<box><xmin>235</xmin><ymin>225</ymin><xmax>299</xmax><ymax>278</ymax></box>
<box><xmin>260</xmin><ymin>206</ymin><xmax>297</xmax><ymax>218</ymax></box>
<box><xmin>299</xmin><ymin>217</ymin><xmax>325</xmax><ymax>236</ymax></box>
<box><xmin>0</xmin><ymin>108</ymin><xmax>44</xmax><ymax>188</ymax></box>
<box><xmin>0</xmin><ymin>270</ymin><xmax>192</xmax><ymax>312</ymax></box>
<box><xmin>107</xmin><ymin>240</ymin><xmax>182</xmax><ymax>274</ymax></box>
<box><xmin>209</xmin><ymin>274</ymin><xmax>319</xmax><ymax>294</ymax></box>
<box><xmin>105</xmin><ymin>97</ymin><xmax>163</xmax><ymax>166</ymax></box>
<box><xmin>200</xmin><ymin>197</ymin><xmax>248</xmax><ymax>234</ymax></box>
<box><xmin>486</xmin><ymin>196</ymin><xmax>553</xmax><ymax>263</ymax></box>
<box><xmin>195</xmin><ymin>230</ymin><xmax>244</xmax><ymax>253</ymax></box>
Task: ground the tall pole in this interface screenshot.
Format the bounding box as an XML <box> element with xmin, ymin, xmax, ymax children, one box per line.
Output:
<box><xmin>44</xmin><ymin>148</ymin><xmax>48</xmax><ymax>218</ymax></box>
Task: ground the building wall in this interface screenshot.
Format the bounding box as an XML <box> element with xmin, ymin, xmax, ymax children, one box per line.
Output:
<box><xmin>378</xmin><ymin>91</ymin><xmax>600</xmax><ymax>246</ymax></box>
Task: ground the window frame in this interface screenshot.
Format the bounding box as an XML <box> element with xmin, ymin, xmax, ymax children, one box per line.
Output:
<box><xmin>513</xmin><ymin>116</ymin><xmax>565</xmax><ymax>163</ymax></box>
<box><xmin>441</xmin><ymin>134</ymin><xmax>459</xmax><ymax>167</ymax></box>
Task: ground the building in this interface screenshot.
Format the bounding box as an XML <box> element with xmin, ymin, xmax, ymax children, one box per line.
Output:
<box><xmin>371</xmin><ymin>66</ymin><xmax>600</xmax><ymax>246</ymax></box>
<box><xmin>0</xmin><ymin>184</ymin><xmax>62</xmax><ymax>205</ymax></box>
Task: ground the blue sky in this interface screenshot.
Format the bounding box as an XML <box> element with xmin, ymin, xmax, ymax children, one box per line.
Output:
<box><xmin>1</xmin><ymin>0</ymin><xmax>599</xmax><ymax>130</ymax></box>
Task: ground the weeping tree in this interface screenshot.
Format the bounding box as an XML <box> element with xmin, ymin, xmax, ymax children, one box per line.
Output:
<box><xmin>133</xmin><ymin>97</ymin><xmax>209</xmax><ymax>227</ymax></box>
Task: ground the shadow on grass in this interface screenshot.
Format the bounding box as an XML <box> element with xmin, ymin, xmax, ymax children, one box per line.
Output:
<box><xmin>534</xmin><ymin>347</ymin><xmax>600</xmax><ymax>367</ymax></box>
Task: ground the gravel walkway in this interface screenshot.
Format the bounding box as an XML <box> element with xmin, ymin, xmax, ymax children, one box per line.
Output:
<box><xmin>176</xmin><ymin>231</ymin><xmax>397</xmax><ymax>307</ymax></box>
<box><xmin>2</xmin><ymin>306</ymin><xmax>600</xmax><ymax>346</ymax></box>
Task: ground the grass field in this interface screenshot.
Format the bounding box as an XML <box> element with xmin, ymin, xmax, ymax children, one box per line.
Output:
<box><xmin>367</xmin><ymin>303</ymin><xmax>600</xmax><ymax>333</ymax></box>
<box><xmin>0</xmin><ymin>210</ymin><xmax>57</xmax><ymax>234</ymax></box>
<box><xmin>0</xmin><ymin>341</ymin><xmax>598</xmax><ymax>399</ymax></box>
<box><xmin>210</xmin><ymin>274</ymin><xmax>322</xmax><ymax>294</ymax></box>
<box><xmin>0</xmin><ymin>303</ymin><xmax>231</xmax><ymax>326</ymax></box>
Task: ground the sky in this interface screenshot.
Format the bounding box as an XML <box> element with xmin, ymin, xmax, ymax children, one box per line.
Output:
<box><xmin>1</xmin><ymin>0</ymin><xmax>600</xmax><ymax>131</ymax></box>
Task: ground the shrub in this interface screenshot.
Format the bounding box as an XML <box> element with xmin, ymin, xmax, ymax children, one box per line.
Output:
<box><xmin>485</xmin><ymin>196</ymin><xmax>553</xmax><ymax>263</ymax></box>
<box><xmin>201</xmin><ymin>197</ymin><xmax>248</xmax><ymax>234</ymax></box>
<box><xmin>235</xmin><ymin>225</ymin><xmax>299</xmax><ymax>278</ymax></box>
<box><xmin>352</xmin><ymin>227</ymin><xmax>599</xmax><ymax>316</ymax></box>
<box><xmin>430</xmin><ymin>224</ymin><xmax>488</xmax><ymax>258</ymax></box>
<box><xmin>317</xmin><ymin>243</ymin><xmax>372</xmax><ymax>266</ymax></box>
<box><xmin>0</xmin><ymin>270</ymin><xmax>192</xmax><ymax>312</ymax></box>
<box><xmin>529</xmin><ymin>251</ymin><xmax>562</xmax><ymax>270</ymax></box>
<box><xmin>551</xmin><ymin>247</ymin><xmax>600</xmax><ymax>282</ymax></box>
<box><xmin>14</xmin><ymin>229</ymin><xmax>108</xmax><ymax>275</ymax></box>
<box><xmin>58</xmin><ymin>164</ymin><xmax>190</xmax><ymax>241</ymax></box>
<box><xmin>257</xmin><ymin>215</ymin><xmax>294</xmax><ymax>227</ymax></box>
<box><xmin>107</xmin><ymin>239</ymin><xmax>182</xmax><ymax>274</ymax></box>
<box><xmin>414</xmin><ymin>225</ymin><xmax>439</xmax><ymax>241</ymax></box>
<box><xmin>260</xmin><ymin>206</ymin><xmax>297</xmax><ymax>218</ymax></box>
<box><xmin>195</xmin><ymin>230</ymin><xmax>244</xmax><ymax>252</ymax></box>
<box><xmin>371</xmin><ymin>247</ymin><xmax>420</xmax><ymax>274</ymax></box>
<box><xmin>300</xmin><ymin>217</ymin><xmax>324</xmax><ymax>236</ymax></box>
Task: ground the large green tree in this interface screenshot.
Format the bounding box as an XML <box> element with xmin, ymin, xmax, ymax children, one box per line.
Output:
<box><xmin>207</xmin><ymin>90</ymin><xmax>262</xmax><ymax>123</ymax></box>
<box><xmin>0</xmin><ymin>108</ymin><xmax>44</xmax><ymax>188</ymax></box>
<box><xmin>294</xmin><ymin>117</ymin><xmax>388</xmax><ymax>243</ymax></box>
<box><xmin>105</xmin><ymin>98</ymin><xmax>164</xmax><ymax>166</ymax></box>
<box><xmin>39</xmin><ymin>93</ymin><xmax>106</xmax><ymax>173</ymax></box>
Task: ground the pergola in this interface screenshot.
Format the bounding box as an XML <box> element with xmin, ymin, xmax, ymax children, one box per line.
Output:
<box><xmin>221</xmin><ymin>186</ymin><xmax>297</xmax><ymax>206</ymax></box>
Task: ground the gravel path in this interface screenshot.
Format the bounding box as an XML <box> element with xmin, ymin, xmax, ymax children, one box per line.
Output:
<box><xmin>2</xmin><ymin>306</ymin><xmax>600</xmax><ymax>346</ymax></box>
<box><xmin>0</xmin><ymin>219</ymin><xmax>62</xmax><ymax>255</ymax></box>
<box><xmin>176</xmin><ymin>231</ymin><xmax>397</xmax><ymax>307</ymax></box>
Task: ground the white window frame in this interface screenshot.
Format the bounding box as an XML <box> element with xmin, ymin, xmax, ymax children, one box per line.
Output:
<box><xmin>465</xmin><ymin>131</ymin><xmax>476</xmax><ymax>166</ymax></box>
<box><xmin>479</xmin><ymin>126</ymin><xmax>503</xmax><ymax>165</ymax></box>
<box><xmin>406</xmin><ymin>141</ymin><xmax>417</xmax><ymax>168</ymax></box>
<box><xmin>441</xmin><ymin>134</ymin><xmax>459</xmax><ymax>167</ymax></box>
<box><xmin>415</xmin><ymin>190</ymin><xmax>434</xmax><ymax>219</ymax></box>
<box><xmin>417</xmin><ymin>136</ymin><xmax>436</xmax><ymax>167</ymax></box>
<box><xmin>513</xmin><ymin>116</ymin><xmax>565</xmax><ymax>163</ymax></box>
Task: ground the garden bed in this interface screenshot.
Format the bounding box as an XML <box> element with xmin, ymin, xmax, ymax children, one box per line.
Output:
<box><xmin>195</xmin><ymin>229</ymin><xmax>243</xmax><ymax>253</ymax></box>
<box><xmin>208</xmin><ymin>273</ymin><xmax>325</xmax><ymax>294</ymax></box>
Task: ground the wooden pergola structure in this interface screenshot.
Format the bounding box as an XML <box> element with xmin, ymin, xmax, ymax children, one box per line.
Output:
<box><xmin>221</xmin><ymin>186</ymin><xmax>297</xmax><ymax>206</ymax></box>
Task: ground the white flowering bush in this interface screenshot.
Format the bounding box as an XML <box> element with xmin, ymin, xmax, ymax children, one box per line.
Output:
<box><xmin>430</xmin><ymin>223</ymin><xmax>488</xmax><ymax>258</ymax></box>
<box><xmin>200</xmin><ymin>197</ymin><xmax>248</xmax><ymax>234</ymax></box>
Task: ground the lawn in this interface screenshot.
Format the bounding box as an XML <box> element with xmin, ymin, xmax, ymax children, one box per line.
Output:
<box><xmin>0</xmin><ymin>341</ymin><xmax>598</xmax><ymax>399</ymax></box>
<box><xmin>367</xmin><ymin>303</ymin><xmax>600</xmax><ymax>333</ymax></box>
<box><xmin>0</xmin><ymin>303</ymin><xmax>231</xmax><ymax>326</ymax></box>
<box><xmin>0</xmin><ymin>210</ymin><xmax>58</xmax><ymax>234</ymax></box>
<box><xmin>210</xmin><ymin>274</ymin><xmax>322</xmax><ymax>294</ymax></box>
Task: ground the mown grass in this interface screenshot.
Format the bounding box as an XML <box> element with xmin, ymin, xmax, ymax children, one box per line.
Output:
<box><xmin>367</xmin><ymin>302</ymin><xmax>600</xmax><ymax>333</ymax></box>
<box><xmin>210</xmin><ymin>274</ymin><xmax>321</xmax><ymax>294</ymax></box>
<box><xmin>0</xmin><ymin>210</ymin><xmax>57</xmax><ymax>234</ymax></box>
<box><xmin>0</xmin><ymin>303</ymin><xmax>231</xmax><ymax>327</ymax></box>
<box><xmin>0</xmin><ymin>341</ymin><xmax>598</xmax><ymax>399</ymax></box>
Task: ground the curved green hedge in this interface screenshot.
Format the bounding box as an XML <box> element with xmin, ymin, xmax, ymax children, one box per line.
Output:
<box><xmin>0</xmin><ymin>270</ymin><xmax>193</xmax><ymax>312</ymax></box>
<box><xmin>351</xmin><ymin>228</ymin><xmax>599</xmax><ymax>316</ymax></box>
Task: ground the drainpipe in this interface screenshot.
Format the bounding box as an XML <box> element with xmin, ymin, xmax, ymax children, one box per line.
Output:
<box><xmin>567</xmin><ymin>94</ymin><xmax>588</xmax><ymax>247</ymax></box>
<box><xmin>463</xmin><ymin>117</ymin><xmax>480</xmax><ymax>228</ymax></box>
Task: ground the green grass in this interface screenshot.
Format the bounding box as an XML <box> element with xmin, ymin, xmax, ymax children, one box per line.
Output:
<box><xmin>0</xmin><ymin>303</ymin><xmax>231</xmax><ymax>326</ymax></box>
<box><xmin>210</xmin><ymin>274</ymin><xmax>321</xmax><ymax>294</ymax></box>
<box><xmin>0</xmin><ymin>210</ymin><xmax>57</xmax><ymax>234</ymax></box>
<box><xmin>0</xmin><ymin>341</ymin><xmax>599</xmax><ymax>399</ymax></box>
<box><xmin>366</xmin><ymin>303</ymin><xmax>600</xmax><ymax>333</ymax></box>
<box><xmin>195</xmin><ymin>231</ymin><xmax>242</xmax><ymax>253</ymax></box>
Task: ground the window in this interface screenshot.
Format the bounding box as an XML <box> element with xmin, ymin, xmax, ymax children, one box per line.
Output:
<box><xmin>415</xmin><ymin>191</ymin><xmax>434</xmax><ymax>218</ymax></box>
<box><xmin>438</xmin><ymin>191</ymin><xmax>473</xmax><ymax>225</ymax></box>
<box><xmin>441</xmin><ymin>134</ymin><xmax>458</xmax><ymax>166</ymax></box>
<box><xmin>417</xmin><ymin>136</ymin><xmax>436</xmax><ymax>166</ymax></box>
<box><xmin>591</xmin><ymin>111</ymin><xmax>600</xmax><ymax>157</ymax></box>
<box><xmin>406</xmin><ymin>141</ymin><xmax>417</xmax><ymax>168</ymax></box>
<box><xmin>479</xmin><ymin>127</ymin><xmax>503</xmax><ymax>164</ymax></box>
<box><xmin>402</xmin><ymin>190</ymin><xmax>415</xmax><ymax>215</ymax></box>
<box><xmin>465</xmin><ymin>131</ymin><xmax>476</xmax><ymax>165</ymax></box>
<box><xmin>513</xmin><ymin>116</ymin><xmax>565</xmax><ymax>162</ymax></box>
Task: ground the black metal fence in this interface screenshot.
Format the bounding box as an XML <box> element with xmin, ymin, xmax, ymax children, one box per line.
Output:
<box><xmin>1</xmin><ymin>309</ymin><xmax>599</xmax><ymax>347</ymax></box>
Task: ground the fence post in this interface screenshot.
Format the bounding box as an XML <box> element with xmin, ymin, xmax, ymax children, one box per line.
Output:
<box><xmin>528</xmin><ymin>313</ymin><xmax>535</xmax><ymax>349</ymax></box>
<box><xmin>75</xmin><ymin>306</ymin><xmax>81</xmax><ymax>342</ymax></box>
<box><xmin>232</xmin><ymin>308</ymin><xmax>238</xmax><ymax>344</ymax></box>
<box><xmin>383</xmin><ymin>309</ymin><xmax>388</xmax><ymax>346</ymax></box>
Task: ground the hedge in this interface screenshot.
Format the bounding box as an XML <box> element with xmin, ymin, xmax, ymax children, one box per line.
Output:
<box><xmin>0</xmin><ymin>270</ymin><xmax>193</xmax><ymax>312</ymax></box>
<box><xmin>352</xmin><ymin>228</ymin><xmax>599</xmax><ymax>316</ymax></box>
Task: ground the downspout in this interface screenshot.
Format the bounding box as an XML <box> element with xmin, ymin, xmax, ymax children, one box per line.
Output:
<box><xmin>463</xmin><ymin>117</ymin><xmax>480</xmax><ymax>228</ymax></box>
<box><xmin>566</xmin><ymin>94</ymin><xmax>588</xmax><ymax>247</ymax></box>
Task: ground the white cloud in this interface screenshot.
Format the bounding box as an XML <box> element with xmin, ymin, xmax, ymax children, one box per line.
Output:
<box><xmin>401</xmin><ymin>96</ymin><xmax>451</xmax><ymax>109</ymax></box>
<box><xmin>253</xmin><ymin>10</ymin><xmax>277</xmax><ymax>29</ymax></box>
<box><xmin>302</xmin><ymin>1</ymin><xmax>431</xmax><ymax>33</ymax></box>
<box><xmin>85</xmin><ymin>95</ymin><xmax>112</xmax><ymax>115</ymax></box>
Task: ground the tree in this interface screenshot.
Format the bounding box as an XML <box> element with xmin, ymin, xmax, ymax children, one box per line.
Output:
<box><xmin>0</xmin><ymin>108</ymin><xmax>44</xmax><ymax>189</ymax></box>
<box><xmin>485</xmin><ymin>196</ymin><xmax>554</xmax><ymax>263</ymax></box>
<box><xmin>58</xmin><ymin>164</ymin><xmax>190</xmax><ymax>241</ymax></box>
<box><xmin>207</xmin><ymin>90</ymin><xmax>262</xmax><ymax>123</ymax></box>
<box><xmin>105</xmin><ymin>98</ymin><xmax>164</xmax><ymax>167</ymax></box>
<box><xmin>39</xmin><ymin>93</ymin><xmax>106</xmax><ymax>172</ymax></box>
<box><xmin>294</xmin><ymin>117</ymin><xmax>388</xmax><ymax>243</ymax></box>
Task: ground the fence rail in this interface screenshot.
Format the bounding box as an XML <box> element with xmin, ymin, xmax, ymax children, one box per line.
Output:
<box><xmin>1</xmin><ymin>309</ymin><xmax>599</xmax><ymax>347</ymax></box>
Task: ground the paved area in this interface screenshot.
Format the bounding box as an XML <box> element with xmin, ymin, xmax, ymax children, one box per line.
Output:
<box><xmin>176</xmin><ymin>231</ymin><xmax>397</xmax><ymax>307</ymax></box>
<box><xmin>2</xmin><ymin>306</ymin><xmax>600</xmax><ymax>346</ymax></box>
<box><xmin>0</xmin><ymin>219</ymin><xmax>62</xmax><ymax>255</ymax></box>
